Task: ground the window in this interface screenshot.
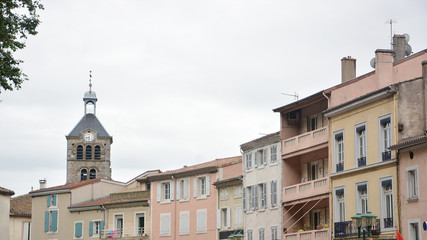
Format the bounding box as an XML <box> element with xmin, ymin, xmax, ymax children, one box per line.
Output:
<box><xmin>259</xmin><ymin>228</ymin><xmax>265</xmax><ymax>240</ymax></box>
<box><xmin>260</xmin><ymin>183</ymin><xmax>267</xmax><ymax>209</ymax></box>
<box><xmin>44</xmin><ymin>210</ymin><xmax>58</xmax><ymax>232</ymax></box>
<box><xmin>74</xmin><ymin>221</ymin><xmax>83</xmax><ymax>239</ymax></box>
<box><xmin>89</xmin><ymin>220</ymin><xmax>103</xmax><ymax>237</ymax></box>
<box><xmin>114</xmin><ymin>214</ymin><xmax>123</xmax><ymax>236</ymax></box>
<box><xmin>243</xmin><ymin>188</ymin><xmax>246</xmax><ymax>212</ymax></box>
<box><xmin>407</xmin><ymin>167</ymin><xmax>419</xmax><ymax>201</ymax></box>
<box><xmin>81</xmin><ymin>169</ymin><xmax>87</xmax><ymax>181</ymax></box>
<box><xmin>234</xmin><ymin>205</ymin><xmax>243</xmax><ymax>227</ymax></box>
<box><xmin>334</xmin><ymin>131</ymin><xmax>344</xmax><ymax>172</ymax></box>
<box><xmin>76</xmin><ymin>145</ymin><xmax>83</xmax><ymax>159</ymax></box>
<box><xmin>177</xmin><ymin>178</ymin><xmax>189</xmax><ymax>201</ymax></box>
<box><xmin>270</xmin><ymin>145</ymin><xmax>277</xmax><ymax>163</ymax></box>
<box><xmin>156</xmin><ymin>181</ymin><xmax>174</xmax><ymax>202</ymax></box>
<box><xmin>247</xmin><ymin>230</ymin><xmax>253</xmax><ymax>240</ymax></box>
<box><xmin>248</xmin><ymin>185</ymin><xmax>258</xmax><ymax>210</ymax></box>
<box><xmin>179</xmin><ymin>211</ymin><xmax>189</xmax><ymax>234</ymax></box>
<box><xmin>160</xmin><ymin>213</ymin><xmax>170</xmax><ymax>236</ymax></box>
<box><xmin>23</xmin><ymin>222</ymin><xmax>30</xmax><ymax>240</ymax></box>
<box><xmin>255</xmin><ymin>149</ymin><xmax>267</xmax><ymax>168</ymax></box>
<box><xmin>220</xmin><ymin>208</ymin><xmax>230</xmax><ymax>228</ymax></box>
<box><xmin>355</xmin><ymin>124</ymin><xmax>367</xmax><ymax>167</ymax></box>
<box><xmin>271</xmin><ymin>226</ymin><xmax>278</xmax><ymax>240</ymax></box>
<box><xmin>90</xmin><ymin>169</ymin><xmax>96</xmax><ymax>179</ymax></box>
<box><xmin>197</xmin><ymin>209</ymin><xmax>207</xmax><ymax>233</ymax></box>
<box><xmin>409</xmin><ymin>220</ymin><xmax>420</xmax><ymax>240</ymax></box>
<box><xmin>379</xmin><ymin>115</ymin><xmax>392</xmax><ymax>161</ymax></box>
<box><xmin>220</xmin><ymin>188</ymin><xmax>229</xmax><ymax>200</ymax></box>
<box><xmin>194</xmin><ymin>176</ymin><xmax>210</xmax><ymax>198</ymax></box>
<box><xmin>381</xmin><ymin>179</ymin><xmax>394</xmax><ymax>229</ymax></box>
<box><xmin>312</xmin><ymin>210</ymin><xmax>321</xmax><ymax>229</ymax></box>
<box><xmin>47</xmin><ymin>195</ymin><xmax>57</xmax><ymax>207</ymax></box>
<box><xmin>246</xmin><ymin>152</ymin><xmax>252</xmax><ymax>170</ymax></box>
<box><xmin>334</xmin><ymin>188</ymin><xmax>345</xmax><ymax>222</ymax></box>
<box><xmin>86</xmin><ymin>145</ymin><xmax>92</xmax><ymax>159</ymax></box>
<box><xmin>356</xmin><ymin>183</ymin><xmax>368</xmax><ymax>214</ymax></box>
<box><xmin>94</xmin><ymin>145</ymin><xmax>101</xmax><ymax>160</ymax></box>
<box><xmin>309</xmin><ymin>115</ymin><xmax>318</xmax><ymax>131</ymax></box>
<box><xmin>310</xmin><ymin>162</ymin><xmax>319</xmax><ymax>180</ymax></box>
<box><xmin>234</xmin><ymin>186</ymin><xmax>242</xmax><ymax>198</ymax></box>
<box><xmin>136</xmin><ymin>213</ymin><xmax>145</xmax><ymax>235</ymax></box>
<box><xmin>163</xmin><ymin>182</ymin><xmax>171</xmax><ymax>200</ymax></box>
<box><xmin>270</xmin><ymin>180</ymin><xmax>277</xmax><ymax>207</ymax></box>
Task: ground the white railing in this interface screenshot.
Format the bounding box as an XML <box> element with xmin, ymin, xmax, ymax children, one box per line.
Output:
<box><xmin>101</xmin><ymin>227</ymin><xmax>149</xmax><ymax>239</ymax></box>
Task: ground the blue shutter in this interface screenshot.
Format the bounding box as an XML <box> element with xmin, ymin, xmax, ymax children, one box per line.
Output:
<box><xmin>206</xmin><ymin>176</ymin><xmax>210</xmax><ymax>196</ymax></box>
<box><xmin>53</xmin><ymin>195</ymin><xmax>57</xmax><ymax>206</ymax></box>
<box><xmin>44</xmin><ymin>211</ymin><xmax>49</xmax><ymax>232</ymax></box>
<box><xmin>51</xmin><ymin>210</ymin><xmax>58</xmax><ymax>232</ymax></box>
<box><xmin>47</xmin><ymin>195</ymin><xmax>51</xmax><ymax>207</ymax></box>
<box><xmin>100</xmin><ymin>221</ymin><xmax>104</xmax><ymax>235</ymax></box>
<box><xmin>75</xmin><ymin>222</ymin><xmax>82</xmax><ymax>238</ymax></box>
<box><xmin>89</xmin><ymin>221</ymin><xmax>93</xmax><ymax>236</ymax></box>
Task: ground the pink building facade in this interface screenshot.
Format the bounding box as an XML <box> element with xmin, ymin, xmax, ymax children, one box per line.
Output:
<box><xmin>149</xmin><ymin>157</ymin><xmax>241</xmax><ymax>240</ymax></box>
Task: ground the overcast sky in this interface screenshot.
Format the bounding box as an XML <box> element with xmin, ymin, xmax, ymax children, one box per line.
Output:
<box><xmin>1</xmin><ymin>0</ymin><xmax>427</xmax><ymax>196</ymax></box>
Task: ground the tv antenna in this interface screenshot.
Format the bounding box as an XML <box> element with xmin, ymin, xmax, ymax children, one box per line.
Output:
<box><xmin>281</xmin><ymin>92</ymin><xmax>299</xmax><ymax>101</ymax></box>
<box><xmin>386</xmin><ymin>19</ymin><xmax>397</xmax><ymax>49</ymax></box>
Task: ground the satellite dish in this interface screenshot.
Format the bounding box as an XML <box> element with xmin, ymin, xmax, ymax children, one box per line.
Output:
<box><xmin>405</xmin><ymin>44</ymin><xmax>412</xmax><ymax>56</ymax></box>
<box><xmin>370</xmin><ymin>58</ymin><xmax>376</xmax><ymax>68</ymax></box>
<box><xmin>403</xmin><ymin>33</ymin><xmax>410</xmax><ymax>43</ymax></box>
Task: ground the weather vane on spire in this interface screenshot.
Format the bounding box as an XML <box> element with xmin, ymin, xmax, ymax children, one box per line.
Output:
<box><xmin>89</xmin><ymin>70</ymin><xmax>92</xmax><ymax>93</ymax></box>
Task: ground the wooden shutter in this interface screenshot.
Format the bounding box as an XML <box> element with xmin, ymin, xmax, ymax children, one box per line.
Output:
<box><xmin>156</xmin><ymin>183</ymin><xmax>161</xmax><ymax>202</ymax></box>
<box><xmin>51</xmin><ymin>210</ymin><xmax>58</xmax><ymax>232</ymax></box>
<box><xmin>100</xmin><ymin>221</ymin><xmax>104</xmax><ymax>235</ymax></box>
<box><xmin>176</xmin><ymin>181</ymin><xmax>181</xmax><ymax>200</ymax></box>
<box><xmin>89</xmin><ymin>221</ymin><xmax>93</xmax><ymax>236</ymax></box>
<box><xmin>53</xmin><ymin>195</ymin><xmax>57</xmax><ymax>206</ymax></box>
<box><xmin>47</xmin><ymin>195</ymin><xmax>51</xmax><ymax>207</ymax></box>
<box><xmin>226</xmin><ymin>208</ymin><xmax>231</xmax><ymax>228</ymax></box>
<box><xmin>44</xmin><ymin>211</ymin><xmax>49</xmax><ymax>232</ymax></box>
<box><xmin>243</xmin><ymin>188</ymin><xmax>246</xmax><ymax>212</ymax></box>
<box><xmin>170</xmin><ymin>181</ymin><xmax>175</xmax><ymax>200</ymax></box>
<box><xmin>206</xmin><ymin>176</ymin><xmax>210</xmax><ymax>196</ymax></box>
<box><xmin>184</xmin><ymin>179</ymin><xmax>189</xmax><ymax>199</ymax></box>
<box><xmin>263</xmin><ymin>182</ymin><xmax>267</xmax><ymax>208</ymax></box>
<box><xmin>254</xmin><ymin>152</ymin><xmax>258</xmax><ymax>168</ymax></box>
<box><xmin>75</xmin><ymin>222</ymin><xmax>82</xmax><ymax>238</ymax></box>
<box><xmin>217</xmin><ymin>209</ymin><xmax>221</xmax><ymax>229</ymax></box>
<box><xmin>263</xmin><ymin>149</ymin><xmax>267</xmax><ymax>165</ymax></box>
<box><xmin>194</xmin><ymin>178</ymin><xmax>198</xmax><ymax>198</ymax></box>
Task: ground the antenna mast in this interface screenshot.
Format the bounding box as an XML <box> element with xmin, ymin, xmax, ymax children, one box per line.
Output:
<box><xmin>281</xmin><ymin>92</ymin><xmax>299</xmax><ymax>101</ymax></box>
<box><xmin>386</xmin><ymin>19</ymin><xmax>397</xmax><ymax>49</ymax></box>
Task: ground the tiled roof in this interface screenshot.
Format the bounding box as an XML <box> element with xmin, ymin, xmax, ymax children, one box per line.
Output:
<box><xmin>10</xmin><ymin>194</ymin><xmax>31</xmax><ymax>217</ymax></box>
<box><xmin>67</xmin><ymin>113</ymin><xmax>111</xmax><ymax>138</ymax></box>
<box><xmin>0</xmin><ymin>186</ymin><xmax>15</xmax><ymax>196</ymax></box>
<box><xmin>213</xmin><ymin>176</ymin><xmax>243</xmax><ymax>186</ymax></box>
<box><xmin>390</xmin><ymin>135</ymin><xmax>427</xmax><ymax>150</ymax></box>
<box><xmin>69</xmin><ymin>196</ymin><xmax>149</xmax><ymax>209</ymax></box>
<box><xmin>30</xmin><ymin>178</ymin><xmax>125</xmax><ymax>195</ymax></box>
<box><xmin>148</xmin><ymin>156</ymin><xmax>241</xmax><ymax>181</ymax></box>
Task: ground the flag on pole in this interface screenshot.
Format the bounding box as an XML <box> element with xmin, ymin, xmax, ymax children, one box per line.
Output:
<box><xmin>397</xmin><ymin>230</ymin><xmax>404</xmax><ymax>240</ymax></box>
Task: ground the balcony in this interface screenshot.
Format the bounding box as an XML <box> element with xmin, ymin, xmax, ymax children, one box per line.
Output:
<box><xmin>101</xmin><ymin>228</ymin><xmax>149</xmax><ymax>239</ymax></box>
<box><xmin>283</xmin><ymin>177</ymin><xmax>329</xmax><ymax>203</ymax></box>
<box><xmin>334</xmin><ymin>220</ymin><xmax>380</xmax><ymax>238</ymax></box>
<box><xmin>284</xmin><ymin>229</ymin><xmax>330</xmax><ymax>240</ymax></box>
<box><xmin>382</xmin><ymin>151</ymin><xmax>391</xmax><ymax>161</ymax></box>
<box><xmin>336</xmin><ymin>163</ymin><xmax>344</xmax><ymax>172</ymax></box>
<box><xmin>357</xmin><ymin>157</ymin><xmax>366</xmax><ymax>167</ymax></box>
<box><xmin>282</xmin><ymin>127</ymin><xmax>328</xmax><ymax>157</ymax></box>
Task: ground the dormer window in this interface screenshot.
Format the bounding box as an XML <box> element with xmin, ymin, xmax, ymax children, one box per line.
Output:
<box><xmin>86</xmin><ymin>146</ymin><xmax>92</xmax><ymax>159</ymax></box>
<box><xmin>76</xmin><ymin>145</ymin><xmax>83</xmax><ymax>160</ymax></box>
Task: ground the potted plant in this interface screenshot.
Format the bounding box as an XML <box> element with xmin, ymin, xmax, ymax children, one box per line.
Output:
<box><xmin>317</xmin><ymin>224</ymin><xmax>323</xmax><ymax>230</ymax></box>
<box><xmin>283</xmin><ymin>227</ymin><xmax>287</xmax><ymax>234</ymax></box>
<box><xmin>304</xmin><ymin>225</ymin><xmax>312</xmax><ymax>231</ymax></box>
<box><xmin>324</xmin><ymin>224</ymin><xmax>329</xmax><ymax>228</ymax></box>
<box><xmin>293</xmin><ymin>226</ymin><xmax>298</xmax><ymax>232</ymax></box>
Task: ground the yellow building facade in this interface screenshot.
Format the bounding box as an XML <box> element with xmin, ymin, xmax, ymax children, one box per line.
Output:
<box><xmin>325</xmin><ymin>88</ymin><xmax>399</xmax><ymax>239</ymax></box>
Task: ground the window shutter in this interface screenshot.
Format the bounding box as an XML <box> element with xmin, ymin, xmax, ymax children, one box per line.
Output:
<box><xmin>75</xmin><ymin>222</ymin><xmax>82</xmax><ymax>238</ymax></box>
<box><xmin>47</xmin><ymin>195</ymin><xmax>51</xmax><ymax>207</ymax></box>
<box><xmin>263</xmin><ymin>182</ymin><xmax>267</xmax><ymax>208</ymax></box>
<box><xmin>100</xmin><ymin>221</ymin><xmax>104</xmax><ymax>235</ymax></box>
<box><xmin>170</xmin><ymin>181</ymin><xmax>175</xmax><ymax>200</ymax></box>
<box><xmin>254</xmin><ymin>186</ymin><xmax>258</xmax><ymax>209</ymax></box>
<box><xmin>156</xmin><ymin>183</ymin><xmax>161</xmax><ymax>202</ymax></box>
<box><xmin>243</xmin><ymin>188</ymin><xmax>246</xmax><ymax>212</ymax></box>
<box><xmin>51</xmin><ymin>210</ymin><xmax>58</xmax><ymax>232</ymax></box>
<box><xmin>53</xmin><ymin>195</ymin><xmax>57</xmax><ymax>206</ymax></box>
<box><xmin>254</xmin><ymin>152</ymin><xmax>258</xmax><ymax>168</ymax></box>
<box><xmin>89</xmin><ymin>221</ymin><xmax>93</xmax><ymax>236</ymax></box>
<box><xmin>44</xmin><ymin>211</ymin><xmax>49</xmax><ymax>232</ymax></box>
<box><xmin>263</xmin><ymin>149</ymin><xmax>267</xmax><ymax>165</ymax></box>
<box><xmin>226</xmin><ymin>207</ymin><xmax>231</xmax><ymax>228</ymax></box>
<box><xmin>206</xmin><ymin>176</ymin><xmax>210</xmax><ymax>196</ymax></box>
<box><xmin>184</xmin><ymin>179</ymin><xmax>189</xmax><ymax>199</ymax></box>
<box><xmin>194</xmin><ymin>178</ymin><xmax>198</xmax><ymax>198</ymax></box>
<box><xmin>217</xmin><ymin>209</ymin><xmax>221</xmax><ymax>229</ymax></box>
<box><xmin>176</xmin><ymin>181</ymin><xmax>181</xmax><ymax>200</ymax></box>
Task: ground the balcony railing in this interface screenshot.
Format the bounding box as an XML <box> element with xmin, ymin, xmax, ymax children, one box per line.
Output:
<box><xmin>382</xmin><ymin>151</ymin><xmax>391</xmax><ymax>161</ymax></box>
<box><xmin>336</xmin><ymin>163</ymin><xmax>344</xmax><ymax>172</ymax></box>
<box><xmin>284</xmin><ymin>229</ymin><xmax>330</xmax><ymax>240</ymax></box>
<box><xmin>357</xmin><ymin>157</ymin><xmax>366</xmax><ymax>167</ymax></box>
<box><xmin>101</xmin><ymin>227</ymin><xmax>149</xmax><ymax>239</ymax></box>
<box><xmin>282</xmin><ymin>127</ymin><xmax>328</xmax><ymax>156</ymax></box>
<box><xmin>283</xmin><ymin>177</ymin><xmax>329</xmax><ymax>202</ymax></box>
<box><xmin>384</xmin><ymin>218</ymin><xmax>393</xmax><ymax>228</ymax></box>
<box><xmin>334</xmin><ymin>219</ymin><xmax>380</xmax><ymax>238</ymax></box>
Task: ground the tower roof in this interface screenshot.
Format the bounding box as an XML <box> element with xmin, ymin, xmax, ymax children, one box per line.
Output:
<box><xmin>67</xmin><ymin>113</ymin><xmax>111</xmax><ymax>138</ymax></box>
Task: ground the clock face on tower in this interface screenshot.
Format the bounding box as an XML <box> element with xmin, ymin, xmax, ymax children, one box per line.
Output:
<box><xmin>84</xmin><ymin>132</ymin><xmax>94</xmax><ymax>142</ymax></box>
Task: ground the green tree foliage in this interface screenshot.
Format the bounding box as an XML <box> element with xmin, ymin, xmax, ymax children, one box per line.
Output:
<box><xmin>0</xmin><ymin>0</ymin><xmax>43</xmax><ymax>93</ymax></box>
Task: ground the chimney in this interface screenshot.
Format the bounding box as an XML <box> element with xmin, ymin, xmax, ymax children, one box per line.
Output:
<box><xmin>393</xmin><ymin>34</ymin><xmax>406</xmax><ymax>61</ymax></box>
<box><xmin>39</xmin><ymin>179</ymin><xmax>46</xmax><ymax>189</ymax></box>
<box><xmin>341</xmin><ymin>57</ymin><xmax>356</xmax><ymax>83</ymax></box>
<box><xmin>375</xmin><ymin>49</ymin><xmax>394</xmax><ymax>89</ymax></box>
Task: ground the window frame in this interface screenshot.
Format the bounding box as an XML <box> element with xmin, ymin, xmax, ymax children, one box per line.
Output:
<box><xmin>196</xmin><ymin>209</ymin><xmax>207</xmax><ymax>233</ymax></box>
<box><xmin>378</xmin><ymin>114</ymin><xmax>392</xmax><ymax>161</ymax></box>
<box><xmin>334</xmin><ymin>187</ymin><xmax>345</xmax><ymax>223</ymax></box>
<box><xmin>179</xmin><ymin>211</ymin><xmax>189</xmax><ymax>235</ymax></box>
<box><xmin>355</xmin><ymin>182</ymin><xmax>368</xmax><ymax>214</ymax></box>
<box><xmin>380</xmin><ymin>177</ymin><xmax>394</xmax><ymax>230</ymax></box>
<box><xmin>354</xmin><ymin>123</ymin><xmax>367</xmax><ymax>167</ymax></box>
<box><xmin>259</xmin><ymin>227</ymin><xmax>265</xmax><ymax>240</ymax></box>
<box><xmin>270</xmin><ymin>144</ymin><xmax>277</xmax><ymax>164</ymax></box>
<box><xmin>406</xmin><ymin>166</ymin><xmax>419</xmax><ymax>201</ymax></box>
<box><xmin>408</xmin><ymin>219</ymin><xmax>421</xmax><ymax>240</ymax></box>
<box><xmin>333</xmin><ymin>130</ymin><xmax>344</xmax><ymax>172</ymax></box>
<box><xmin>160</xmin><ymin>213</ymin><xmax>171</xmax><ymax>236</ymax></box>
<box><xmin>271</xmin><ymin>226</ymin><xmax>278</xmax><ymax>240</ymax></box>
<box><xmin>74</xmin><ymin>221</ymin><xmax>83</xmax><ymax>239</ymax></box>
<box><xmin>246</xmin><ymin>152</ymin><xmax>252</xmax><ymax>171</ymax></box>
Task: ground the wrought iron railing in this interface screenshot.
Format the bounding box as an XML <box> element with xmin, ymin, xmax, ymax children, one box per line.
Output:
<box><xmin>382</xmin><ymin>151</ymin><xmax>391</xmax><ymax>161</ymax></box>
<box><xmin>384</xmin><ymin>218</ymin><xmax>393</xmax><ymax>228</ymax></box>
<box><xmin>336</xmin><ymin>163</ymin><xmax>344</xmax><ymax>172</ymax></box>
<box><xmin>101</xmin><ymin>227</ymin><xmax>149</xmax><ymax>239</ymax></box>
<box><xmin>334</xmin><ymin>219</ymin><xmax>381</xmax><ymax>238</ymax></box>
<box><xmin>357</xmin><ymin>157</ymin><xmax>366</xmax><ymax>167</ymax></box>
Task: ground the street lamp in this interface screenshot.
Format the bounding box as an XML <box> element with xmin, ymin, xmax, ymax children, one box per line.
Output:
<box><xmin>361</xmin><ymin>211</ymin><xmax>377</xmax><ymax>237</ymax></box>
<box><xmin>351</xmin><ymin>213</ymin><xmax>362</xmax><ymax>238</ymax></box>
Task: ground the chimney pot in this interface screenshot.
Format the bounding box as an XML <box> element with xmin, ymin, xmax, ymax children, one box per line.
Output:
<box><xmin>341</xmin><ymin>57</ymin><xmax>356</xmax><ymax>83</ymax></box>
<box><xmin>39</xmin><ymin>179</ymin><xmax>46</xmax><ymax>189</ymax></box>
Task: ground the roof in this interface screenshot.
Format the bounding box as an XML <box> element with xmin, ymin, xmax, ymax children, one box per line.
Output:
<box><xmin>0</xmin><ymin>186</ymin><xmax>15</xmax><ymax>196</ymax></box>
<box><xmin>390</xmin><ymin>135</ymin><xmax>427</xmax><ymax>150</ymax></box>
<box><xmin>213</xmin><ymin>175</ymin><xmax>243</xmax><ymax>187</ymax></box>
<box><xmin>10</xmin><ymin>194</ymin><xmax>31</xmax><ymax>217</ymax></box>
<box><xmin>30</xmin><ymin>178</ymin><xmax>125</xmax><ymax>195</ymax></box>
<box><xmin>148</xmin><ymin>156</ymin><xmax>241</xmax><ymax>181</ymax></box>
<box><xmin>240</xmin><ymin>131</ymin><xmax>280</xmax><ymax>151</ymax></box>
<box><xmin>68</xmin><ymin>196</ymin><xmax>149</xmax><ymax>211</ymax></box>
<box><xmin>67</xmin><ymin>113</ymin><xmax>111</xmax><ymax>138</ymax></box>
<box><xmin>273</xmin><ymin>91</ymin><xmax>326</xmax><ymax>113</ymax></box>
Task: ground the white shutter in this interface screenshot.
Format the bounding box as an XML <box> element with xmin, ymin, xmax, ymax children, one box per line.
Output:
<box><xmin>270</xmin><ymin>181</ymin><xmax>274</xmax><ymax>206</ymax></box>
<box><xmin>263</xmin><ymin>148</ymin><xmax>267</xmax><ymax>165</ymax></box>
<box><xmin>216</xmin><ymin>209</ymin><xmax>221</xmax><ymax>229</ymax></box>
<box><xmin>254</xmin><ymin>152</ymin><xmax>258</xmax><ymax>168</ymax></box>
<box><xmin>176</xmin><ymin>181</ymin><xmax>181</xmax><ymax>200</ymax></box>
<box><xmin>206</xmin><ymin>176</ymin><xmax>210</xmax><ymax>196</ymax></box>
<box><xmin>254</xmin><ymin>185</ymin><xmax>258</xmax><ymax>209</ymax></box>
<box><xmin>170</xmin><ymin>181</ymin><xmax>175</xmax><ymax>200</ymax></box>
<box><xmin>242</xmin><ymin>188</ymin><xmax>246</xmax><ymax>212</ymax></box>
<box><xmin>157</xmin><ymin>183</ymin><xmax>161</xmax><ymax>202</ymax></box>
<box><xmin>226</xmin><ymin>207</ymin><xmax>231</xmax><ymax>228</ymax></box>
<box><xmin>263</xmin><ymin>182</ymin><xmax>267</xmax><ymax>208</ymax></box>
<box><xmin>184</xmin><ymin>179</ymin><xmax>189</xmax><ymax>199</ymax></box>
<box><xmin>194</xmin><ymin>178</ymin><xmax>198</xmax><ymax>198</ymax></box>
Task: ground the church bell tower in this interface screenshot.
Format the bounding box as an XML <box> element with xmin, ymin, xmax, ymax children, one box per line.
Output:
<box><xmin>65</xmin><ymin>76</ymin><xmax>113</xmax><ymax>184</ymax></box>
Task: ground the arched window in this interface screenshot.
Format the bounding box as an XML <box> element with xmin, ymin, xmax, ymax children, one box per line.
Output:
<box><xmin>81</xmin><ymin>169</ymin><xmax>87</xmax><ymax>181</ymax></box>
<box><xmin>94</xmin><ymin>146</ymin><xmax>101</xmax><ymax>160</ymax></box>
<box><xmin>77</xmin><ymin>145</ymin><xmax>83</xmax><ymax>160</ymax></box>
<box><xmin>90</xmin><ymin>169</ymin><xmax>96</xmax><ymax>179</ymax></box>
<box><xmin>86</xmin><ymin>146</ymin><xmax>92</xmax><ymax>159</ymax></box>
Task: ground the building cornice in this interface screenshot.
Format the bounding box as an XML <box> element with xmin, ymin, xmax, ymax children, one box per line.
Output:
<box><xmin>330</xmin><ymin>159</ymin><xmax>397</xmax><ymax>178</ymax></box>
